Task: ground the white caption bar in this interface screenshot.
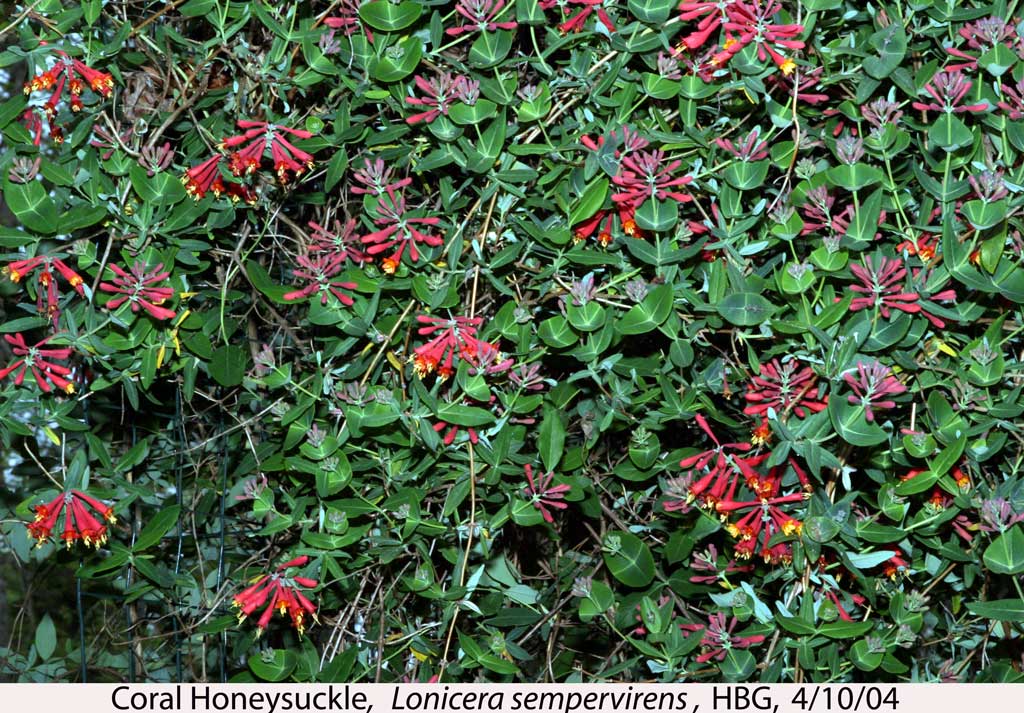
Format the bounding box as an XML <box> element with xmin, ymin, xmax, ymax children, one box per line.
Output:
<box><xmin>1</xmin><ymin>683</ymin><xmax>1017</xmax><ymax>713</ymax></box>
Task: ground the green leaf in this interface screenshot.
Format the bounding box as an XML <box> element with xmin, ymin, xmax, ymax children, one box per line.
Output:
<box><xmin>249</xmin><ymin>649</ymin><xmax>297</xmax><ymax>681</ymax></box>
<box><xmin>370</xmin><ymin>36</ymin><xmax>423</xmax><ymax>82</ymax></box>
<box><xmin>929</xmin><ymin>114</ymin><xmax>973</xmax><ymax>151</ymax></box>
<box><xmin>717</xmin><ymin>292</ymin><xmax>774</xmax><ymax>326</ymax></box>
<box><xmin>617</xmin><ymin>284</ymin><xmax>673</xmax><ymax>334</ymax></box>
<box><xmin>469</xmin><ymin>29</ymin><xmax>513</xmax><ymax>68</ymax></box>
<box><xmin>134</xmin><ymin>505</ymin><xmax>181</xmax><ymax>551</ymax></box>
<box><xmin>448</xmin><ymin>99</ymin><xmax>498</xmax><ymax>125</ymax></box>
<box><xmin>538</xmin><ymin>404</ymin><xmax>566</xmax><ymax>472</ymax></box>
<box><xmin>209</xmin><ymin>346</ymin><xmax>247</xmax><ymax>387</ymax></box>
<box><xmin>719</xmin><ymin>649</ymin><xmax>756</xmax><ymax>681</ymax></box>
<box><xmin>635</xmin><ymin>197</ymin><xmax>678</xmax><ymax>232</ymax></box>
<box><xmin>35</xmin><ymin>614</ymin><xmax>56</xmax><ymax>661</ymax></box>
<box><xmin>129</xmin><ymin>165</ymin><xmax>186</xmax><ymax>206</ymax></box>
<box><xmin>829</xmin><ymin>398</ymin><xmax>888</xmax><ymax>447</ymax></box>
<box><xmin>863</xmin><ymin>24</ymin><xmax>907</xmax><ymax>79</ymax></box>
<box><xmin>966</xmin><ymin>599</ymin><xmax>1024</xmax><ymax>622</ymax></box>
<box><xmin>850</xmin><ymin>639</ymin><xmax>883</xmax><ymax>671</ymax></box>
<box><xmin>435</xmin><ymin>403</ymin><xmax>495</xmax><ymax>427</ymax></box>
<box><xmin>961</xmin><ymin>199</ymin><xmax>1007</xmax><ymax>230</ymax></box>
<box><xmin>538</xmin><ymin>316</ymin><xmax>578</xmax><ymax>348</ymax></box>
<box><xmin>983</xmin><ymin>526</ymin><xmax>1024</xmax><ymax>575</ymax></box>
<box><xmin>803</xmin><ymin>516</ymin><xmax>841</xmax><ymax>543</ymax></box>
<box><xmin>3</xmin><ymin>179</ymin><xmax>58</xmax><ymax>234</ymax></box>
<box><xmin>627</xmin><ymin>0</ymin><xmax>674</xmax><ymax>24</ymax></box>
<box><xmin>569</xmin><ymin>179</ymin><xmax>608</xmax><ymax>227</ymax></box>
<box><xmin>818</xmin><ymin>620</ymin><xmax>874</xmax><ymax>638</ymax></box>
<box><xmin>843</xmin><ymin>189</ymin><xmax>882</xmax><ymax>244</ymax></box>
<box><xmin>603</xmin><ymin>530</ymin><xmax>655</xmax><ymax>587</ymax></box>
<box><xmin>827</xmin><ymin>163</ymin><xmax>883</xmax><ymax>191</ymax></box>
<box><xmin>359</xmin><ymin>1</ymin><xmax>421</xmax><ymax>31</ymax></box>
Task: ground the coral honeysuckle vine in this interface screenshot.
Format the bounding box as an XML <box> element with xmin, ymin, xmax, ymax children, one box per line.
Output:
<box><xmin>0</xmin><ymin>0</ymin><xmax>1023</xmax><ymax>687</ymax></box>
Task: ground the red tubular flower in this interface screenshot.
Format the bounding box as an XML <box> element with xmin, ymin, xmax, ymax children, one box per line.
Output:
<box><xmin>233</xmin><ymin>558</ymin><xmax>319</xmax><ymax>637</ymax></box>
<box><xmin>744</xmin><ymin>358</ymin><xmax>827</xmax><ymax>419</ymax></box>
<box><xmin>22</xmin><ymin>110</ymin><xmax>43</xmax><ymax>146</ymax></box>
<box><xmin>24</xmin><ymin>49</ymin><xmax>114</xmax><ymax>116</ymax></box>
<box><xmin>572</xmin><ymin>210</ymin><xmax>615</xmax><ymax>246</ymax></box>
<box><xmin>846</xmin><ymin>255</ymin><xmax>922</xmax><ymax>319</ymax></box>
<box><xmin>0</xmin><ymin>333</ymin><xmax>75</xmax><ymax>394</ymax></box>
<box><xmin>351</xmin><ymin>158</ymin><xmax>412</xmax><ymax>197</ymax></box>
<box><xmin>359</xmin><ymin>193</ymin><xmax>443</xmax><ymax>273</ymax></box>
<box><xmin>446</xmin><ymin>0</ymin><xmax>518</xmax><ymax>35</ymax></box>
<box><xmin>843</xmin><ymin>361</ymin><xmax>906</xmax><ymax>422</ymax></box>
<box><xmin>434</xmin><ymin>420</ymin><xmax>479</xmax><ymax>446</ymax></box>
<box><xmin>282</xmin><ymin>253</ymin><xmax>358</xmax><ymax>307</ymax></box>
<box><xmin>182</xmin><ymin>155</ymin><xmax>226</xmax><ymax>199</ymax></box>
<box><xmin>324</xmin><ymin>0</ymin><xmax>373</xmax><ymax>40</ymax></box>
<box><xmin>99</xmin><ymin>262</ymin><xmax>177</xmax><ymax>320</ymax></box>
<box><xmin>715</xmin><ymin>129</ymin><xmax>769</xmax><ymax>161</ymax></box>
<box><xmin>684</xmin><ymin>612</ymin><xmax>766</xmax><ymax>663</ymax></box>
<box><xmin>611</xmin><ymin>149</ymin><xmax>693</xmax><ymax>207</ymax></box>
<box><xmin>945</xmin><ymin>17</ymin><xmax>1020</xmax><ymax>72</ymax></box>
<box><xmin>539</xmin><ymin>0</ymin><xmax>616</xmax><ymax>35</ymax></box>
<box><xmin>411</xmin><ymin>314</ymin><xmax>489</xmax><ymax>379</ymax></box>
<box><xmin>308</xmin><ymin>218</ymin><xmax>369</xmax><ymax>264</ymax></box>
<box><xmin>766</xmin><ymin>65</ymin><xmax>829</xmax><ymax>105</ymax></box>
<box><xmin>712</xmin><ymin>0</ymin><xmax>804</xmax><ymax>73</ymax></box>
<box><xmin>912</xmin><ymin>70</ymin><xmax>990</xmax><ymax>114</ymax></box>
<box><xmin>220</xmin><ymin>120</ymin><xmax>316</xmax><ymax>183</ymax></box>
<box><xmin>909</xmin><ymin>267</ymin><xmax>957</xmax><ymax>328</ymax></box>
<box><xmin>405</xmin><ymin>73</ymin><xmax>466</xmax><ymax>125</ymax></box>
<box><xmin>523</xmin><ymin>464</ymin><xmax>572</xmax><ymax>523</ymax></box>
<box><xmin>580</xmin><ymin>125</ymin><xmax>650</xmax><ymax>157</ymax></box>
<box><xmin>998</xmin><ymin>77</ymin><xmax>1024</xmax><ymax>118</ymax></box>
<box><xmin>4</xmin><ymin>255</ymin><xmax>85</xmax><ymax>327</ymax></box>
<box><xmin>881</xmin><ymin>553</ymin><xmax>908</xmax><ymax>580</ymax></box>
<box><xmin>25</xmin><ymin>489</ymin><xmax>116</xmax><ymax>549</ymax></box>
<box><xmin>678</xmin><ymin>1</ymin><xmax>734</xmax><ymax>50</ymax></box>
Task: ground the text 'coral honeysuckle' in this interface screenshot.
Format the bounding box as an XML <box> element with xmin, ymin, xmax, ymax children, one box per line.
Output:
<box><xmin>0</xmin><ymin>333</ymin><xmax>75</xmax><ymax>394</ymax></box>
<box><xmin>27</xmin><ymin>489</ymin><xmax>117</xmax><ymax>549</ymax></box>
<box><xmin>232</xmin><ymin>556</ymin><xmax>319</xmax><ymax>637</ymax></box>
<box><xmin>99</xmin><ymin>262</ymin><xmax>177</xmax><ymax>320</ymax></box>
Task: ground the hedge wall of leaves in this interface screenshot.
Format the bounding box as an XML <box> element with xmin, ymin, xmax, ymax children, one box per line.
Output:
<box><xmin>1</xmin><ymin>0</ymin><xmax>1023</xmax><ymax>684</ymax></box>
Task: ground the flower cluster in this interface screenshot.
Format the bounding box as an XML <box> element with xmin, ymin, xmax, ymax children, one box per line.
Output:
<box><xmin>99</xmin><ymin>262</ymin><xmax>177</xmax><ymax>320</ymax></box>
<box><xmin>183</xmin><ymin>120</ymin><xmax>316</xmax><ymax>200</ymax></box>
<box><xmin>523</xmin><ymin>464</ymin><xmax>572</xmax><ymax>523</ymax></box>
<box><xmin>26</xmin><ymin>490</ymin><xmax>117</xmax><ymax>549</ymax></box>
<box><xmin>540</xmin><ymin>0</ymin><xmax>617</xmax><ymax>35</ymax></box>
<box><xmin>446</xmin><ymin>0</ymin><xmax>517</xmax><ymax>35</ymax></box>
<box><xmin>4</xmin><ymin>254</ymin><xmax>85</xmax><ymax>327</ymax></box>
<box><xmin>679</xmin><ymin>0</ymin><xmax>804</xmax><ymax>73</ymax></box>
<box><xmin>359</xmin><ymin>192</ymin><xmax>443</xmax><ymax>273</ymax></box>
<box><xmin>681</xmin><ymin>612</ymin><xmax>766</xmax><ymax>663</ymax></box>
<box><xmin>670</xmin><ymin>414</ymin><xmax>811</xmax><ymax>563</ymax></box>
<box><xmin>743</xmin><ymin>358</ymin><xmax>827</xmax><ymax>419</ymax></box>
<box><xmin>0</xmin><ymin>333</ymin><xmax>75</xmax><ymax>394</ymax></box>
<box><xmin>412</xmin><ymin>315</ymin><xmax>510</xmax><ymax>379</ymax></box>
<box><xmin>843</xmin><ymin>361</ymin><xmax>906</xmax><ymax>422</ymax></box>
<box><xmin>232</xmin><ymin>556</ymin><xmax>319</xmax><ymax>637</ymax></box>
<box><xmin>23</xmin><ymin>47</ymin><xmax>113</xmax><ymax>144</ymax></box>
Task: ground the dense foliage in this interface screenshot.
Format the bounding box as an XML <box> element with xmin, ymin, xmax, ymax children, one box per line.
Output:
<box><xmin>1</xmin><ymin>0</ymin><xmax>1023</xmax><ymax>684</ymax></box>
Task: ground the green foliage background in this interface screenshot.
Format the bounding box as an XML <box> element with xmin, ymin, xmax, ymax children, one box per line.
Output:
<box><xmin>0</xmin><ymin>0</ymin><xmax>1022</xmax><ymax>684</ymax></box>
